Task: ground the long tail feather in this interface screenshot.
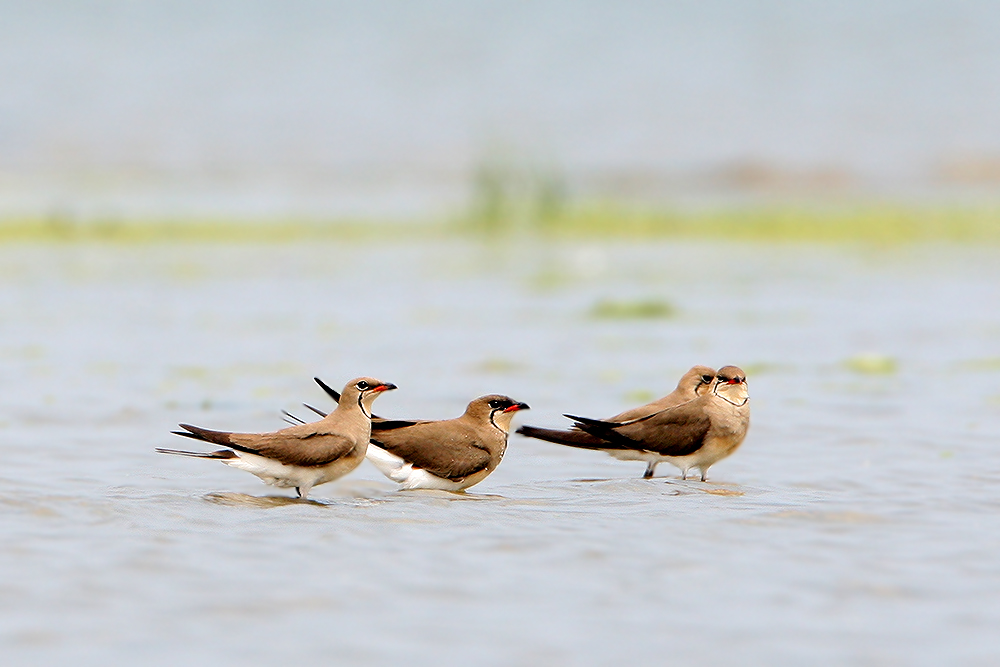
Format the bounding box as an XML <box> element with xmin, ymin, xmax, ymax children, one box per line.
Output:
<box><xmin>314</xmin><ymin>377</ymin><xmax>341</xmax><ymax>403</ymax></box>
<box><xmin>282</xmin><ymin>410</ymin><xmax>306</xmax><ymax>425</ymax></box>
<box><xmin>516</xmin><ymin>424</ymin><xmax>626</xmax><ymax>450</ymax></box>
<box><xmin>304</xmin><ymin>403</ymin><xmax>327</xmax><ymax>418</ymax></box>
<box><xmin>174</xmin><ymin>423</ymin><xmax>236</xmax><ymax>446</ymax></box>
<box><xmin>155</xmin><ymin>447</ymin><xmax>237</xmax><ymax>459</ymax></box>
<box><xmin>563</xmin><ymin>414</ymin><xmax>640</xmax><ymax>442</ymax></box>
<box><xmin>563</xmin><ymin>413</ymin><xmax>622</xmax><ymax>429</ymax></box>
<box><xmin>171</xmin><ymin>430</ymin><xmax>207</xmax><ymax>441</ymax></box>
<box><xmin>563</xmin><ymin>416</ymin><xmax>639</xmax><ymax>448</ymax></box>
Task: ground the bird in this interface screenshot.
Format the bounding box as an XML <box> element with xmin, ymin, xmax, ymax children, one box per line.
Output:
<box><xmin>156</xmin><ymin>377</ymin><xmax>396</xmax><ymax>498</ymax></box>
<box><xmin>516</xmin><ymin>365</ymin><xmax>717</xmax><ymax>478</ymax></box>
<box><xmin>284</xmin><ymin>379</ymin><xmax>529</xmax><ymax>491</ymax></box>
<box><xmin>519</xmin><ymin>365</ymin><xmax>748</xmax><ymax>481</ymax></box>
<box><xmin>366</xmin><ymin>395</ymin><xmax>530</xmax><ymax>491</ymax></box>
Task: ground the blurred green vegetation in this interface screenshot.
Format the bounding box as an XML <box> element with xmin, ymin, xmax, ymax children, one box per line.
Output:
<box><xmin>1</xmin><ymin>202</ymin><xmax>998</xmax><ymax>244</ymax></box>
<box><xmin>0</xmin><ymin>216</ymin><xmax>389</xmax><ymax>243</ymax></box>
<box><xmin>589</xmin><ymin>299</ymin><xmax>676</xmax><ymax>320</ymax></box>
<box><xmin>844</xmin><ymin>354</ymin><xmax>898</xmax><ymax>375</ymax></box>
<box><xmin>956</xmin><ymin>358</ymin><xmax>1000</xmax><ymax>371</ymax></box>
<box><xmin>623</xmin><ymin>388</ymin><xmax>657</xmax><ymax>403</ymax></box>
<box><xmin>526</xmin><ymin>204</ymin><xmax>1000</xmax><ymax>243</ymax></box>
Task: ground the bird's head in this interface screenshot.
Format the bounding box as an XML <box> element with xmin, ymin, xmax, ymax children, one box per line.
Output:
<box><xmin>678</xmin><ymin>365</ymin><xmax>717</xmax><ymax>397</ymax></box>
<box><xmin>712</xmin><ymin>366</ymin><xmax>748</xmax><ymax>406</ymax></box>
<box><xmin>341</xmin><ymin>377</ymin><xmax>397</xmax><ymax>417</ymax></box>
<box><xmin>468</xmin><ymin>394</ymin><xmax>530</xmax><ymax>433</ymax></box>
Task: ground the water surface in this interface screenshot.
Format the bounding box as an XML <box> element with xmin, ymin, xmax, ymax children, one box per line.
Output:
<box><xmin>1</xmin><ymin>239</ymin><xmax>999</xmax><ymax>664</ymax></box>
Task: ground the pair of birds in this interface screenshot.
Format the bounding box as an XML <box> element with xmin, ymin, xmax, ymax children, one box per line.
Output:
<box><xmin>157</xmin><ymin>365</ymin><xmax>750</xmax><ymax>498</ymax></box>
<box><xmin>159</xmin><ymin>379</ymin><xmax>529</xmax><ymax>498</ymax></box>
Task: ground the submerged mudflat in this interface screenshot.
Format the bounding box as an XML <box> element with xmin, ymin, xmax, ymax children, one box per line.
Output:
<box><xmin>2</xmin><ymin>239</ymin><xmax>999</xmax><ymax>664</ymax></box>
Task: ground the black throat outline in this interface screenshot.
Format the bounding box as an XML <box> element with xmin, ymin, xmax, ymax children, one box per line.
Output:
<box><xmin>357</xmin><ymin>391</ymin><xmax>372</xmax><ymax>419</ymax></box>
<box><xmin>713</xmin><ymin>382</ymin><xmax>749</xmax><ymax>407</ymax></box>
<box><xmin>488</xmin><ymin>409</ymin><xmax>509</xmax><ymax>434</ymax></box>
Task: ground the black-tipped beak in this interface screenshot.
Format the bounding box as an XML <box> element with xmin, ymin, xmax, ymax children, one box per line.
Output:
<box><xmin>504</xmin><ymin>401</ymin><xmax>530</xmax><ymax>412</ymax></box>
<box><xmin>375</xmin><ymin>383</ymin><xmax>397</xmax><ymax>392</ymax></box>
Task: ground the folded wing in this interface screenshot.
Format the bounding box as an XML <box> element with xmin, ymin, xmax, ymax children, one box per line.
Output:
<box><xmin>174</xmin><ymin>422</ymin><xmax>358</xmax><ymax>467</ymax></box>
<box><xmin>563</xmin><ymin>400</ymin><xmax>713</xmax><ymax>458</ymax></box>
<box><xmin>370</xmin><ymin>420</ymin><xmax>492</xmax><ymax>480</ymax></box>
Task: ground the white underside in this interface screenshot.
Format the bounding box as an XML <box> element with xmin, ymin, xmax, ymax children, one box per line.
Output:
<box><xmin>366</xmin><ymin>444</ymin><xmax>482</xmax><ymax>491</ymax></box>
<box><xmin>605</xmin><ymin>438</ymin><xmax>740</xmax><ymax>479</ymax></box>
<box><xmin>223</xmin><ymin>451</ymin><xmax>362</xmax><ymax>496</ymax></box>
<box><xmin>606</xmin><ymin>449</ymin><xmax>698</xmax><ymax>476</ymax></box>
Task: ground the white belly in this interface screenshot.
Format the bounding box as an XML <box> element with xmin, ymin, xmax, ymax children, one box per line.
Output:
<box><xmin>605</xmin><ymin>435</ymin><xmax>743</xmax><ymax>477</ymax></box>
<box><xmin>224</xmin><ymin>450</ymin><xmax>363</xmax><ymax>490</ymax></box>
<box><xmin>366</xmin><ymin>444</ymin><xmax>488</xmax><ymax>491</ymax></box>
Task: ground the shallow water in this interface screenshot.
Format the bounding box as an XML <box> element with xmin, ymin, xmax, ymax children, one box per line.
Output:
<box><xmin>2</xmin><ymin>239</ymin><xmax>999</xmax><ymax>665</ymax></box>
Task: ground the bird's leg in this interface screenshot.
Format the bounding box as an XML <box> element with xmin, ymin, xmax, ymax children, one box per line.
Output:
<box><xmin>643</xmin><ymin>462</ymin><xmax>656</xmax><ymax>479</ymax></box>
<box><xmin>700</xmin><ymin>470</ymin><xmax>707</xmax><ymax>482</ymax></box>
<box><xmin>295</xmin><ymin>487</ymin><xmax>302</xmax><ymax>498</ymax></box>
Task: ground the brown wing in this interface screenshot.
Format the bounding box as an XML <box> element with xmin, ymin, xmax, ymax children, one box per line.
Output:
<box><xmin>177</xmin><ymin>422</ymin><xmax>357</xmax><ymax>467</ymax></box>
<box><xmin>371</xmin><ymin>419</ymin><xmax>493</xmax><ymax>480</ymax></box>
<box><xmin>614</xmin><ymin>401</ymin><xmax>712</xmax><ymax>457</ymax></box>
<box><xmin>608</xmin><ymin>392</ymin><xmax>683</xmax><ymax>422</ymax></box>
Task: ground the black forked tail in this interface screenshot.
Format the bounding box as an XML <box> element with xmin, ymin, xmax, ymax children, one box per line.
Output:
<box><xmin>173</xmin><ymin>423</ymin><xmax>235</xmax><ymax>446</ymax></box>
<box><xmin>516</xmin><ymin>424</ymin><xmax>626</xmax><ymax>450</ymax></box>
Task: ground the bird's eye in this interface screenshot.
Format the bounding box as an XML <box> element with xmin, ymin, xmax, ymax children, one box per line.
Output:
<box><xmin>356</xmin><ymin>380</ymin><xmax>369</xmax><ymax>390</ymax></box>
<box><xmin>488</xmin><ymin>399</ymin><xmax>503</xmax><ymax>409</ymax></box>
<box><xmin>701</xmin><ymin>375</ymin><xmax>714</xmax><ymax>383</ymax></box>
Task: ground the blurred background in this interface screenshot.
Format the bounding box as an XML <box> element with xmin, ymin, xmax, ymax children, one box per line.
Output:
<box><xmin>3</xmin><ymin>2</ymin><xmax>1000</xmax><ymax>665</ymax></box>
<box><xmin>2</xmin><ymin>0</ymin><xmax>999</xmax><ymax>225</ymax></box>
